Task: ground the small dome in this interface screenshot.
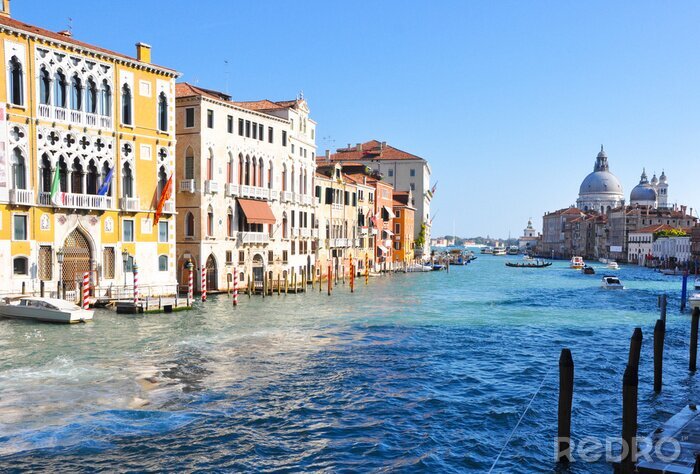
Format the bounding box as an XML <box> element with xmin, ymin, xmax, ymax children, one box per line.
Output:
<box><xmin>630</xmin><ymin>183</ymin><xmax>657</xmax><ymax>203</ymax></box>
<box><xmin>651</xmin><ymin>173</ymin><xmax>658</xmax><ymax>185</ymax></box>
<box><xmin>597</xmin><ymin>144</ymin><xmax>607</xmax><ymax>159</ymax></box>
<box><xmin>659</xmin><ymin>170</ymin><xmax>667</xmax><ymax>183</ymax></box>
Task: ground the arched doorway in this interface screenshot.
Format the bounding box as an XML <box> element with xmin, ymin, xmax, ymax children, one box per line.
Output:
<box><xmin>62</xmin><ymin>228</ymin><xmax>92</xmax><ymax>292</ymax></box>
<box><xmin>252</xmin><ymin>254</ymin><xmax>264</xmax><ymax>286</ymax></box>
<box><xmin>206</xmin><ymin>254</ymin><xmax>217</xmax><ymax>292</ymax></box>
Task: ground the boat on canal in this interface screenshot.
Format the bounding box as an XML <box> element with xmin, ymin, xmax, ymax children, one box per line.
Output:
<box><xmin>570</xmin><ymin>256</ymin><xmax>585</xmax><ymax>269</ymax></box>
<box><xmin>601</xmin><ymin>275</ymin><xmax>624</xmax><ymax>290</ymax></box>
<box><xmin>607</xmin><ymin>261</ymin><xmax>620</xmax><ymax>270</ymax></box>
<box><xmin>507</xmin><ymin>245</ymin><xmax>519</xmax><ymax>255</ymax></box>
<box><xmin>582</xmin><ymin>265</ymin><xmax>596</xmax><ymax>275</ymax></box>
<box><xmin>492</xmin><ymin>245</ymin><xmax>507</xmax><ymax>256</ymax></box>
<box><xmin>406</xmin><ymin>264</ymin><xmax>433</xmax><ymax>272</ymax></box>
<box><xmin>0</xmin><ymin>297</ymin><xmax>93</xmax><ymax>323</ymax></box>
<box><xmin>505</xmin><ymin>261</ymin><xmax>552</xmax><ymax>268</ymax></box>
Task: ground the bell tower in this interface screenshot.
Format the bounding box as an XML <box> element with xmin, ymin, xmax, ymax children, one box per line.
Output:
<box><xmin>657</xmin><ymin>170</ymin><xmax>669</xmax><ymax>208</ymax></box>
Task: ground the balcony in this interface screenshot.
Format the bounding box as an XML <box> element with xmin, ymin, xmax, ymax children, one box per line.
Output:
<box><xmin>358</xmin><ymin>226</ymin><xmax>368</xmax><ymax>235</ymax></box>
<box><xmin>180</xmin><ymin>179</ymin><xmax>196</xmax><ymax>193</ymax></box>
<box><xmin>204</xmin><ymin>180</ymin><xmax>220</xmax><ymax>194</ymax></box>
<box><xmin>240</xmin><ymin>185</ymin><xmax>270</xmax><ymax>200</ymax></box>
<box><xmin>237</xmin><ymin>231</ymin><xmax>270</xmax><ymax>244</ymax></box>
<box><xmin>301</xmin><ymin>195</ymin><xmax>312</xmax><ymax>206</ymax></box>
<box><xmin>332</xmin><ymin>203</ymin><xmax>343</xmax><ymax>211</ymax></box>
<box><xmin>38</xmin><ymin>191</ymin><xmax>112</xmax><ymax>210</ymax></box>
<box><xmin>311</xmin><ymin>228</ymin><xmax>319</xmax><ymax>238</ymax></box>
<box><xmin>119</xmin><ymin>197</ymin><xmax>140</xmax><ymax>212</ymax></box>
<box><xmin>280</xmin><ymin>191</ymin><xmax>293</xmax><ymax>203</ymax></box>
<box><xmin>162</xmin><ymin>200</ymin><xmax>175</xmax><ymax>214</ymax></box>
<box><xmin>226</xmin><ymin>183</ymin><xmax>239</xmax><ymax>196</ymax></box>
<box><xmin>9</xmin><ymin>188</ymin><xmax>34</xmax><ymax>206</ymax></box>
<box><xmin>299</xmin><ymin>228</ymin><xmax>311</xmax><ymax>238</ymax></box>
<box><xmin>38</xmin><ymin>104</ymin><xmax>113</xmax><ymax>129</ymax></box>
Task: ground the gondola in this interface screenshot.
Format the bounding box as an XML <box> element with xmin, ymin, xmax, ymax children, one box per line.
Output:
<box><xmin>505</xmin><ymin>261</ymin><xmax>552</xmax><ymax>268</ymax></box>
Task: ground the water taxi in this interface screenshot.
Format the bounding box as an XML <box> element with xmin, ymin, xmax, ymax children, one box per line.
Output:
<box><xmin>507</xmin><ymin>246</ymin><xmax>520</xmax><ymax>255</ymax></box>
<box><xmin>601</xmin><ymin>275</ymin><xmax>624</xmax><ymax>290</ymax></box>
<box><xmin>570</xmin><ymin>256</ymin><xmax>585</xmax><ymax>269</ymax></box>
<box><xmin>0</xmin><ymin>297</ymin><xmax>93</xmax><ymax>323</ymax></box>
<box><xmin>607</xmin><ymin>261</ymin><xmax>620</xmax><ymax>270</ymax></box>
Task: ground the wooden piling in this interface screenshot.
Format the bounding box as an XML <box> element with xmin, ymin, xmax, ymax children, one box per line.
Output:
<box><xmin>661</xmin><ymin>294</ymin><xmax>667</xmax><ymax>322</ymax></box>
<box><xmin>247</xmin><ymin>276</ymin><xmax>251</xmax><ymax>297</ymax></box>
<box><xmin>691</xmin><ymin>307</ymin><xmax>700</xmax><ymax>372</ymax></box>
<box><xmin>40</xmin><ymin>281</ymin><xmax>45</xmax><ymax>298</ymax></box>
<box><xmin>277</xmin><ymin>274</ymin><xmax>281</xmax><ymax>295</ymax></box>
<box><xmin>654</xmin><ymin>319</ymin><xmax>665</xmax><ymax>393</ymax></box>
<box><xmin>293</xmin><ymin>272</ymin><xmax>297</xmax><ymax>292</ymax></box>
<box><xmin>311</xmin><ymin>265</ymin><xmax>315</xmax><ymax>287</ymax></box>
<box><xmin>557</xmin><ymin>348</ymin><xmax>574</xmax><ymax>463</ymax></box>
<box><xmin>285</xmin><ymin>274</ymin><xmax>288</xmax><ymax>294</ymax></box>
<box><xmin>21</xmin><ymin>281</ymin><xmax>25</xmax><ymax>295</ymax></box>
<box><xmin>262</xmin><ymin>273</ymin><xmax>267</xmax><ymax>298</ymax></box>
<box><xmin>621</xmin><ymin>364</ymin><xmax>639</xmax><ymax>473</ymax></box>
<box><xmin>628</xmin><ymin>327</ymin><xmax>643</xmax><ymax>373</ymax></box>
<box><xmin>319</xmin><ymin>267</ymin><xmax>322</xmax><ymax>292</ymax></box>
<box><xmin>350</xmin><ymin>262</ymin><xmax>355</xmax><ymax>293</ymax></box>
<box><xmin>327</xmin><ymin>264</ymin><xmax>332</xmax><ymax>295</ymax></box>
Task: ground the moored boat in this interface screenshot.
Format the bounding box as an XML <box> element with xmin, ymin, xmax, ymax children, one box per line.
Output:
<box><xmin>492</xmin><ymin>245</ymin><xmax>507</xmax><ymax>256</ymax></box>
<box><xmin>406</xmin><ymin>264</ymin><xmax>433</xmax><ymax>273</ymax></box>
<box><xmin>0</xmin><ymin>297</ymin><xmax>93</xmax><ymax>323</ymax></box>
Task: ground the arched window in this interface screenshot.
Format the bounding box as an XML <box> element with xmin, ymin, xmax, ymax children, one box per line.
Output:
<box><xmin>86</xmin><ymin>78</ymin><xmax>97</xmax><ymax>114</ymax></box>
<box><xmin>258</xmin><ymin>158</ymin><xmax>264</xmax><ymax>187</ymax></box>
<box><xmin>86</xmin><ymin>160</ymin><xmax>98</xmax><ymax>194</ymax></box>
<box><xmin>71</xmin><ymin>158</ymin><xmax>83</xmax><ymax>193</ymax></box>
<box><xmin>227</xmin><ymin>153</ymin><xmax>234</xmax><ymax>184</ymax></box>
<box><xmin>207</xmin><ymin>206</ymin><xmax>214</xmax><ymax>236</ymax></box>
<box><xmin>121</xmin><ymin>84</ymin><xmax>132</xmax><ymax>125</ymax></box>
<box><xmin>299</xmin><ymin>168</ymin><xmax>303</xmax><ymax>194</ymax></box>
<box><xmin>122</xmin><ymin>162</ymin><xmax>133</xmax><ymax>198</ymax></box>
<box><xmin>244</xmin><ymin>155</ymin><xmax>250</xmax><ymax>185</ymax></box>
<box><xmin>185</xmin><ymin>212</ymin><xmax>195</xmax><ymax>237</ymax></box>
<box><xmin>13</xmin><ymin>257</ymin><xmax>28</xmax><ymax>275</ymax></box>
<box><xmin>282</xmin><ymin>164</ymin><xmax>287</xmax><ymax>192</ymax></box>
<box><xmin>303</xmin><ymin>170</ymin><xmax>308</xmax><ymax>195</ymax></box>
<box><xmin>100</xmin><ymin>80</ymin><xmax>111</xmax><ymax>117</ymax></box>
<box><xmin>101</xmin><ymin>161</ymin><xmax>111</xmax><ymax>196</ymax></box>
<box><xmin>207</xmin><ymin>149</ymin><xmax>214</xmax><ymax>181</ymax></box>
<box><xmin>158</xmin><ymin>255</ymin><xmax>168</xmax><ymax>272</ymax></box>
<box><xmin>157</xmin><ymin>92</ymin><xmax>167</xmax><ymax>131</ymax></box>
<box><xmin>40</xmin><ymin>154</ymin><xmax>52</xmax><ymax>193</ymax></box>
<box><xmin>58</xmin><ymin>156</ymin><xmax>68</xmax><ymax>192</ymax></box>
<box><xmin>268</xmin><ymin>161</ymin><xmax>273</xmax><ymax>189</ymax></box>
<box><xmin>11</xmin><ymin>148</ymin><xmax>26</xmax><ymax>190</ymax></box>
<box><xmin>282</xmin><ymin>212</ymin><xmax>288</xmax><ymax>239</ymax></box>
<box><xmin>70</xmin><ymin>74</ymin><xmax>82</xmax><ymax>110</ymax></box>
<box><xmin>227</xmin><ymin>208</ymin><xmax>234</xmax><ymax>237</ymax></box>
<box><xmin>185</xmin><ymin>147</ymin><xmax>194</xmax><ymax>180</ymax></box>
<box><xmin>54</xmin><ymin>71</ymin><xmax>67</xmax><ymax>108</ymax></box>
<box><xmin>251</xmin><ymin>156</ymin><xmax>257</xmax><ymax>186</ymax></box>
<box><xmin>9</xmin><ymin>56</ymin><xmax>23</xmax><ymax>106</ymax></box>
<box><xmin>157</xmin><ymin>166</ymin><xmax>167</xmax><ymax>197</ymax></box>
<box><xmin>39</xmin><ymin>67</ymin><xmax>51</xmax><ymax>105</ymax></box>
<box><xmin>238</xmin><ymin>153</ymin><xmax>243</xmax><ymax>185</ymax></box>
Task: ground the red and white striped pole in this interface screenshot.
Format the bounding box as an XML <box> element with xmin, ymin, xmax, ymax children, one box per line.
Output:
<box><xmin>133</xmin><ymin>263</ymin><xmax>139</xmax><ymax>305</ymax></box>
<box><xmin>187</xmin><ymin>262</ymin><xmax>194</xmax><ymax>303</ymax></box>
<box><xmin>82</xmin><ymin>272</ymin><xmax>90</xmax><ymax>310</ymax></box>
<box><xmin>201</xmin><ymin>266</ymin><xmax>207</xmax><ymax>302</ymax></box>
<box><xmin>232</xmin><ymin>266</ymin><xmax>238</xmax><ymax>307</ymax></box>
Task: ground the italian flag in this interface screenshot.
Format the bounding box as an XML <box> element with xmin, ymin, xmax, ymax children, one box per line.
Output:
<box><xmin>50</xmin><ymin>167</ymin><xmax>65</xmax><ymax>206</ymax></box>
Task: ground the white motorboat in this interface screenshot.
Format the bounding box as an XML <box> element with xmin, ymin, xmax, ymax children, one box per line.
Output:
<box><xmin>481</xmin><ymin>246</ymin><xmax>493</xmax><ymax>254</ymax></box>
<box><xmin>507</xmin><ymin>245</ymin><xmax>519</xmax><ymax>255</ymax></box>
<box><xmin>607</xmin><ymin>261</ymin><xmax>620</xmax><ymax>270</ymax></box>
<box><xmin>493</xmin><ymin>245</ymin><xmax>507</xmax><ymax>256</ymax></box>
<box><xmin>690</xmin><ymin>293</ymin><xmax>700</xmax><ymax>310</ymax></box>
<box><xmin>0</xmin><ymin>297</ymin><xmax>93</xmax><ymax>323</ymax></box>
<box><xmin>406</xmin><ymin>264</ymin><xmax>433</xmax><ymax>273</ymax></box>
<box><xmin>601</xmin><ymin>275</ymin><xmax>624</xmax><ymax>290</ymax></box>
<box><xmin>694</xmin><ymin>277</ymin><xmax>700</xmax><ymax>291</ymax></box>
<box><xmin>570</xmin><ymin>256</ymin><xmax>585</xmax><ymax>269</ymax></box>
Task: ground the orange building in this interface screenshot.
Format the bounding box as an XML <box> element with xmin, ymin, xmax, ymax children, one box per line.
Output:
<box><xmin>392</xmin><ymin>191</ymin><xmax>415</xmax><ymax>264</ymax></box>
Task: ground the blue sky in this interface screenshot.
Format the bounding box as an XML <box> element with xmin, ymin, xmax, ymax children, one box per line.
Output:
<box><xmin>21</xmin><ymin>1</ymin><xmax>700</xmax><ymax>238</ymax></box>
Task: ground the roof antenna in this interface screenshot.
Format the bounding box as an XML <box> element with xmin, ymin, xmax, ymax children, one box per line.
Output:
<box><xmin>224</xmin><ymin>60</ymin><xmax>230</xmax><ymax>95</ymax></box>
<box><xmin>299</xmin><ymin>90</ymin><xmax>304</xmax><ymax>101</ymax></box>
<box><xmin>68</xmin><ymin>17</ymin><xmax>73</xmax><ymax>35</ymax></box>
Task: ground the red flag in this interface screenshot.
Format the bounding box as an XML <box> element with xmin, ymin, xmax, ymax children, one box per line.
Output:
<box><xmin>154</xmin><ymin>175</ymin><xmax>173</xmax><ymax>225</ymax></box>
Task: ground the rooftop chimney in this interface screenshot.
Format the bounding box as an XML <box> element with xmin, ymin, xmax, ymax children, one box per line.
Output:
<box><xmin>136</xmin><ymin>42</ymin><xmax>152</xmax><ymax>63</ymax></box>
<box><xmin>325</xmin><ymin>149</ymin><xmax>330</xmax><ymax>161</ymax></box>
<box><xmin>347</xmin><ymin>143</ymin><xmax>351</xmax><ymax>149</ymax></box>
<box><xmin>58</xmin><ymin>29</ymin><xmax>72</xmax><ymax>37</ymax></box>
<box><xmin>0</xmin><ymin>0</ymin><xmax>10</xmax><ymax>18</ymax></box>
<box><xmin>356</xmin><ymin>143</ymin><xmax>362</xmax><ymax>152</ymax></box>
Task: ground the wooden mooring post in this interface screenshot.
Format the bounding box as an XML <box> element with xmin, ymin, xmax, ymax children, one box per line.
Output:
<box><xmin>277</xmin><ymin>273</ymin><xmax>281</xmax><ymax>295</ymax></box>
<box><xmin>557</xmin><ymin>348</ymin><xmax>574</xmax><ymax>463</ymax></box>
<box><xmin>621</xmin><ymin>363</ymin><xmax>639</xmax><ymax>473</ymax></box>
<box><xmin>661</xmin><ymin>294</ymin><xmax>667</xmax><ymax>322</ymax></box>
<box><xmin>691</xmin><ymin>307</ymin><xmax>700</xmax><ymax>372</ymax></box>
<box><xmin>654</xmin><ymin>319</ymin><xmax>665</xmax><ymax>393</ymax></box>
<box><xmin>628</xmin><ymin>327</ymin><xmax>643</xmax><ymax>372</ymax></box>
<box><xmin>327</xmin><ymin>265</ymin><xmax>332</xmax><ymax>296</ymax></box>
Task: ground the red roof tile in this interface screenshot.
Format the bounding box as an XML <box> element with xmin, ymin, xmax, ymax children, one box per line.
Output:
<box><xmin>328</xmin><ymin>140</ymin><xmax>425</xmax><ymax>162</ymax></box>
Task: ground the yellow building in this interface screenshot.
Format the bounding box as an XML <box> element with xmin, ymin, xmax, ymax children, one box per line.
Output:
<box><xmin>0</xmin><ymin>1</ymin><xmax>180</xmax><ymax>297</ymax></box>
<box><xmin>392</xmin><ymin>190</ymin><xmax>415</xmax><ymax>264</ymax></box>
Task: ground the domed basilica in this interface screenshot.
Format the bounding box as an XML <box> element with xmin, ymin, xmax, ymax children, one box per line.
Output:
<box><xmin>576</xmin><ymin>146</ymin><xmax>669</xmax><ymax>213</ymax></box>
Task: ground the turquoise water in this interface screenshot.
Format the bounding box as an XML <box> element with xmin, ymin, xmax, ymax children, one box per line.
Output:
<box><xmin>0</xmin><ymin>255</ymin><xmax>695</xmax><ymax>472</ymax></box>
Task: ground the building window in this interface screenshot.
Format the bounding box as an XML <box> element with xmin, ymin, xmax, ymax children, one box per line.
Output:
<box><xmin>268</xmin><ymin>250</ymin><xmax>274</xmax><ymax>264</ymax></box>
<box><xmin>55</xmin><ymin>71</ymin><xmax>67</xmax><ymax>108</ymax></box>
<box><xmin>238</xmin><ymin>251</ymin><xmax>245</xmax><ymax>264</ymax></box>
<box><xmin>410</xmin><ymin>168</ymin><xmax>416</xmax><ymax>177</ymax></box>
<box><xmin>291</xmin><ymin>144</ymin><xmax>295</xmax><ymax>154</ymax></box>
<box><xmin>185</xmin><ymin>212</ymin><xmax>195</xmax><ymax>237</ymax></box>
<box><xmin>123</xmin><ymin>219</ymin><xmax>134</xmax><ymax>242</ymax></box>
<box><xmin>39</xmin><ymin>67</ymin><xmax>50</xmax><ymax>105</ymax></box>
<box><xmin>410</xmin><ymin>183</ymin><xmax>415</xmax><ymax>191</ymax></box>
<box><xmin>185</xmin><ymin>107</ymin><xmax>195</xmax><ymax>128</ymax></box>
<box><xmin>13</xmin><ymin>214</ymin><xmax>27</xmax><ymax>240</ymax></box>
<box><xmin>122</xmin><ymin>162</ymin><xmax>134</xmax><ymax>197</ymax></box>
<box><xmin>86</xmin><ymin>79</ymin><xmax>97</xmax><ymax>114</ymax></box>
<box><xmin>238</xmin><ymin>118</ymin><xmax>244</xmax><ymax>135</ymax></box>
<box><xmin>245</xmin><ymin>120</ymin><xmax>251</xmax><ymax>137</ymax></box>
<box><xmin>227</xmin><ymin>208</ymin><xmax>234</xmax><ymax>237</ymax></box>
<box><xmin>282</xmin><ymin>130</ymin><xmax>287</xmax><ymax>146</ymax></box>
<box><xmin>13</xmin><ymin>257</ymin><xmax>28</xmax><ymax>275</ymax></box>
<box><xmin>258</xmin><ymin>124</ymin><xmax>264</xmax><ymax>140</ymax></box>
<box><xmin>70</xmin><ymin>74</ymin><xmax>82</xmax><ymax>110</ymax></box>
<box><xmin>207</xmin><ymin>206</ymin><xmax>214</xmax><ymax>236</ymax></box>
<box><xmin>252</xmin><ymin>121</ymin><xmax>257</xmax><ymax>139</ymax></box>
<box><xmin>158</xmin><ymin>92</ymin><xmax>168</xmax><ymax>131</ymax></box>
<box><xmin>207</xmin><ymin>109</ymin><xmax>214</xmax><ymax>128</ymax></box>
<box><xmin>185</xmin><ymin>148</ymin><xmax>194</xmax><ymax>180</ymax></box>
<box><xmin>121</xmin><ymin>84</ymin><xmax>132</xmax><ymax>125</ymax></box>
<box><xmin>225</xmin><ymin>251</ymin><xmax>233</xmax><ymax>265</ymax></box>
<box><xmin>227</xmin><ymin>115</ymin><xmax>233</xmax><ymax>133</ymax></box>
<box><xmin>9</xmin><ymin>56</ymin><xmax>23</xmax><ymax>106</ymax></box>
<box><xmin>159</xmin><ymin>221</ymin><xmax>169</xmax><ymax>242</ymax></box>
<box><xmin>388</xmin><ymin>169</ymin><xmax>393</xmax><ymax>177</ymax></box>
<box><xmin>100</xmin><ymin>80</ymin><xmax>111</xmax><ymax>117</ymax></box>
<box><xmin>103</xmin><ymin>247</ymin><xmax>115</xmax><ymax>279</ymax></box>
<box><xmin>158</xmin><ymin>255</ymin><xmax>168</xmax><ymax>271</ymax></box>
<box><xmin>39</xmin><ymin>245</ymin><xmax>52</xmax><ymax>281</ymax></box>
<box><xmin>395</xmin><ymin>210</ymin><xmax>401</xmax><ymax>218</ymax></box>
<box><xmin>11</xmin><ymin>147</ymin><xmax>26</xmax><ymax>190</ymax></box>
<box><xmin>268</xmin><ymin>126</ymin><xmax>273</xmax><ymax>143</ymax></box>
<box><xmin>395</xmin><ymin>222</ymin><xmax>401</xmax><ymax>234</ymax></box>
<box><xmin>282</xmin><ymin>250</ymin><xmax>288</xmax><ymax>263</ymax></box>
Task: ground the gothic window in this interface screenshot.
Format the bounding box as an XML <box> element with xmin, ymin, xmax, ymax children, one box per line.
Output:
<box><xmin>282</xmin><ymin>164</ymin><xmax>287</xmax><ymax>192</ymax></box>
<box><xmin>121</xmin><ymin>84</ymin><xmax>132</xmax><ymax>125</ymax></box>
<box><xmin>282</xmin><ymin>213</ymin><xmax>288</xmax><ymax>239</ymax></box>
<box><xmin>227</xmin><ymin>207</ymin><xmax>234</xmax><ymax>237</ymax></box>
<box><xmin>158</xmin><ymin>255</ymin><xmax>168</xmax><ymax>272</ymax></box>
<box><xmin>184</xmin><ymin>147</ymin><xmax>194</xmax><ymax>180</ymax></box>
<box><xmin>244</xmin><ymin>155</ymin><xmax>250</xmax><ymax>185</ymax></box>
<box><xmin>11</xmin><ymin>148</ymin><xmax>26</xmax><ymax>189</ymax></box>
<box><xmin>101</xmin><ymin>161</ymin><xmax>112</xmax><ymax>196</ymax></box>
<box><xmin>54</xmin><ymin>71</ymin><xmax>67</xmax><ymax>108</ymax></box>
<box><xmin>71</xmin><ymin>158</ymin><xmax>83</xmax><ymax>193</ymax></box>
<box><xmin>9</xmin><ymin>56</ymin><xmax>23</xmax><ymax>106</ymax></box>
<box><xmin>86</xmin><ymin>160</ymin><xmax>98</xmax><ymax>194</ymax></box>
<box><xmin>207</xmin><ymin>206</ymin><xmax>214</xmax><ymax>236</ymax></box>
<box><xmin>122</xmin><ymin>162</ymin><xmax>133</xmax><ymax>198</ymax></box>
<box><xmin>238</xmin><ymin>153</ymin><xmax>243</xmax><ymax>185</ymax></box>
<box><xmin>39</xmin><ymin>67</ymin><xmax>51</xmax><ymax>105</ymax></box>
<box><xmin>251</xmin><ymin>156</ymin><xmax>257</xmax><ymax>186</ymax></box>
<box><xmin>100</xmin><ymin>80</ymin><xmax>111</xmax><ymax>117</ymax></box>
<box><xmin>227</xmin><ymin>153</ymin><xmax>234</xmax><ymax>184</ymax></box>
<box><xmin>258</xmin><ymin>158</ymin><xmax>264</xmax><ymax>187</ymax></box>
<box><xmin>40</xmin><ymin>154</ymin><xmax>52</xmax><ymax>193</ymax></box>
<box><xmin>268</xmin><ymin>161</ymin><xmax>273</xmax><ymax>190</ymax></box>
<box><xmin>207</xmin><ymin>149</ymin><xmax>214</xmax><ymax>181</ymax></box>
<box><xmin>185</xmin><ymin>212</ymin><xmax>195</xmax><ymax>237</ymax></box>
<box><xmin>157</xmin><ymin>166</ymin><xmax>167</xmax><ymax>197</ymax></box>
<box><xmin>86</xmin><ymin>78</ymin><xmax>97</xmax><ymax>114</ymax></box>
<box><xmin>70</xmin><ymin>74</ymin><xmax>82</xmax><ymax>110</ymax></box>
<box><xmin>58</xmin><ymin>156</ymin><xmax>68</xmax><ymax>192</ymax></box>
<box><xmin>158</xmin><ymin>92</ymin><xmax>168</xmax><ymax>131</ymax></box>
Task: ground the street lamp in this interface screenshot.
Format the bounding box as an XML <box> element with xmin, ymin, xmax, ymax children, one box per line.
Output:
<box><xmin>122</xmin><ymin>250</ymin><xmax>129</xmax><ymax>288</ymax></box>
<box><xmin>56</xmin><ymin>248</ymin><xmax>64</xmax><ymax>299</ymax></box>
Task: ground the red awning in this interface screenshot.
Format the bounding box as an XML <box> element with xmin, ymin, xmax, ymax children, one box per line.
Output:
<box><xmin>238</xmin><ymin>198</ymin><xmax>276</xmax><ymax>225</ymax></box>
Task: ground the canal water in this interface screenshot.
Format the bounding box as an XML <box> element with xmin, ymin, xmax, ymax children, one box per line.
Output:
<box><xmin>0</xmin><ymin>255</ymin><xmax>696</xmax><ymax>472</ymax></box>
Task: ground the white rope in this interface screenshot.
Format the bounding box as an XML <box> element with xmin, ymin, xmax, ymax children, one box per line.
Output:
<box><xmin>488</xmin><ymin>366</ymin><xmax>553</xmax><ymax>473</ymax></box>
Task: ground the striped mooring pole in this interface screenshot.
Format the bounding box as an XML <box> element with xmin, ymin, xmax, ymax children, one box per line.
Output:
<box><xmin>365</xmin><ymin>254</ymin><xmax>369</xmax><ymax>285</ymax></box>
<box><xmin>201</xmin><ymin>266</ymin><xmax>207</xmax><ymax>302</ymax></box>
<box><xmin>133</xmin><ymin>263</ymin><xmax>139</xmax><ymax>306</ymax></box>
<box><xmin>187</xmin><ymin>262</ymin><xmax>194</xmax><ymax>304</ymax></box>
<box><xmin>233</xmin><ymin>266</ymin><xmax>239</xmax><ymax>307</ymax></box>
<box><xmin>82</xmin><ymin>272</ymin><xmax>90</xmax><ymax>310</ymax></box>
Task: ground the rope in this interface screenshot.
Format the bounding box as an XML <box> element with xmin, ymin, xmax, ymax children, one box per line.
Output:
<box><xmin>488</xmin><ymin>366</ymin><xmax>553</xmax><ymax>473</ymax></box>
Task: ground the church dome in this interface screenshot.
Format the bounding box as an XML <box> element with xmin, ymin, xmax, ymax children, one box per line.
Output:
<box><xmin>576</xmin><ymin>146</ymin><xmax>625</xmax><ymax>212</ymax></box>
<box><xmin>630</xmin><ymin>169</ymin><xmax>657</xmax><ymax>204</ymax></box>
<box><xmin>579</xmin><ymin>171</ymin><xmax>624</xmax><ymax>195</ymax></box>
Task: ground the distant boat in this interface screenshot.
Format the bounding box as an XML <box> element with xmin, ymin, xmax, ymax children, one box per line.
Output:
<box><xmin>601</xmin><ymin>275</ymin><xmax>624</xmax><ymax>290</ymax></box>
<box><xmin>406</xmin><ymin>264</ymin><xmax>432</xmax><ymax>273</ymax></box>
<box><xmin>481</xmin><ymin>247</ymin><xmax>493</xmax><ymax>254</ymax></box>
<box><xmin>505</xmin><ymin>261</ymin><xmax>552</xmax><ymax>268</ymax></box>
<box><xmin>582</xmin><ymin>265</ymin><xmax>596</xmax><ymax>275</ymax></box>
<box><xmin>570</xmin><ymin>256</ymin><xmax>585</xmax><ymax>269</ymax></box>
<box><xmin>607</xmin><ymin>261</ymin><xmax>620</xmax><ymax>270</ymax></box>
<box><xmin>660</xmin><ymin>268</ymin><xmax>682</xmax><ymax>276</ymax></box>
<box><xmin>493</xmin><ymin>245</ymin><xmax>507</xmax><ymax>256</ymax></box>
<box><xmin>507</xmin><ymin>246</ymin><xmax>519</xmax><ymax>255</ymax></box>
<box><xmin>432</xmin><ymin>264</ymin><xmax>445</xmax><ymax>271</ymax></box>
